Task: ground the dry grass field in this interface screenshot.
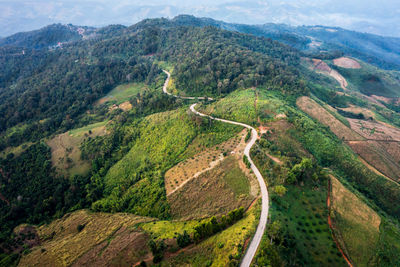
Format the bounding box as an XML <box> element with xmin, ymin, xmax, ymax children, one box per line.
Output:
<box><xmin>330</xmin><ymin>176</ymin><xmax>381</xmax><ymax>266</ymax></box>
<box><xmin>347</xmin><ymin>140</ymin><xmax>400</xmax><ymax>181</ymax></box>
<box><xmin>165</xmin><ymin>130</ymin><xmax>247</xmax><ymax>195</ymax></box>
<box><xmin>18</xmin><ymin>210</ymin><xmax>152</xmax><ymax>267</ymax></box>
<box><xmin>297</xmin><ymin>96</ymin><xmax>400</xmax><ymax>182</ymax></box>
<box><xmin>296</xmin><ymin>96</ymin><xmax>364</xmax><ymax>140</ymax></box>
<box><xmin>338</xmin><ymin>104</ymin><xmax>376</xmax><ymax>120</ymax></box>
<box><xmin>333</xmin><ymin>57</ymin><xmax>361</xmax><ymax>69</ymax></box>
<box><xmin>47</xmin><ymin>121</ymin><xmax>108</xmax><ymax>177</ymax></box>
<box><xmin>167</xmin><ymin>156</ymin><xmax>257</xmax><ymax>220</ymax></box>
<box><xmin>347</xmin><ymin>118</ymin><xmax>400</xmax><ymax>141</ymax></box>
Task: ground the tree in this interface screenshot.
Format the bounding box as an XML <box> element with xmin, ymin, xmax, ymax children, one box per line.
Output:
<box><xmin>273</xmin><ymin>185</ymin><xmax>287</xmax><ymax>197</ymax></box>
<box><xmin>177</xmin><ymin>231</ymin><xmax>192</xmax><ymax>248</ymax></box>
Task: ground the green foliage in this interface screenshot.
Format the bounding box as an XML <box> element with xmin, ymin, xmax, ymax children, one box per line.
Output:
<box><xmin>91</xmin><ymin>109</ymin><xmax>197</xmax><ymax>218</ymax></box>
<box><xmin>332</xmin><ymin>62</ymin><xmax>400</xmax><ymax>97</ymax></box>
<box><xmin>193</xmin><ymin>207</ymin><xmax>245</xmax><ymax>242</ymax></box>
<box><xmin>287</xmin><ymin>109</ymin><xmax>400</xmax><ymax>220</ymax></box>
<box><xmin>273</xmin><ymin>185</ymin><xmax>287</xmax><ymax>197</ymax></box>
<box><xmin>256</xmin><ymin>181</ymin><xmax>346</xmax><ymax>266</ymax></box>
<box><xmin>160</xmin><ymin>26</ymin><xmax>306</xmax><ymax>97</ymax></box>
<box><xmin>245</xmin><ymin>128</ymin><xmax>251</xmax><ymax>142</ymax></box>
<box><xmin>177</xmin><ymin>230</ymin><xmax>192</xmax><ymax>248</ymax></box>
<box><xmin>0</xmin><ymin>143</ymin><xmax>82</xmax><ymax>254</ymax></box>
<box><xmin>243</xmin><ymin>155</ymin><xmax>251</xmax><ymax>169</ymax></box>
<box><xmin>148</xmin><ymin>239</ymin><xmax>166</xmax><ymax>263</ymax></box>
<box><xmin>287</xmin><ymin>158</ymin><xmax>320</xmax><ymax>185</ymax></box>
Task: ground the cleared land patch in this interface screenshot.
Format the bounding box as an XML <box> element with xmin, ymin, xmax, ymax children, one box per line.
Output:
<box><xmin>297</xmin><ymin>96</ymin><xmax>400</xmax><ymax>182</ymax></box>
<box><xmin>306</xmin><ymin>58</ymin><xmax>348</xmax><ymax>90</ymax></box>
<box><xmin>97</xmin><ymin>82</ymin><xmax>147</xmax><ymax>106</ymax></box>
<box><xmin>47</xmin><ymin>121</ymin><xmax>108</xmax><ymax>177</ymax></box>
<box><xmin>165</xmin><ymin>129</ymin><xmax>247</xmax><ymax>195</ymax></box>
<box><xmin>338</xmin><ymin>104</ymin><xmax>375</xmax><ymax>120</ymax></box>
<box><xmin>333</xmin><ymin>57</ymin><xmax>361</xmax><ymax>69</ymax></box>
<box><xmin>330</xmin><ymin>176</ymin><xmax>381</xmax><ymax>266</ymax></box>
<box><xmin>168</xmin><ymin>156</ymin><xmax>255</xmax><ymax>219</ymax></box>
<box><xmin>296</xmin><ymin>96</ymin><xmax>364</xmax><ymax>141</ymax></box>
<box><xmin>18</xmin><ymin>210</ymin><xmax>152</xmax><ymax>267</ymax></box>
<box><xmin>347</xmin><ymin>140</ymin><xmax>400</xmax><ymax>181</ymax></box>
<box><xmin>347</xmin><ymin>118</ymin><xmax>400</xmax><ymax>141</ymax></box>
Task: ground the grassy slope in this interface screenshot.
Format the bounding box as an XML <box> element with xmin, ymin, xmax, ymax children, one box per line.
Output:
<box><xmin>330</xmin><ymin>60</ymin><xmax>400</xmax><ymax>98</ymax></box>
<box><xmin>97</xmin><ymin>82</ymin><xmax>148</xmax><ymax>105</ymax></box>
<box><xmin>47</xmin><ymin>121</ymin><xmax>108</xmax><ymax>177</ymax></box>
<box><xmin>330</xmin><ymin>176</ymin><xmax>380</xmax><ymax>266</ymax></box>
<box><xmin>168</xmin><ymin>155</ymin><xmax>253</xmax><ymax>219</ymax></box>
<box><xmin>163</xmin><ymin>201</ymin><xmax>260</xmax><ymax>267</ymax></box>
<box><xmin>93</xmin><ymin>107</ymin><xmax>241</xmax><ymax>218</ymax></box>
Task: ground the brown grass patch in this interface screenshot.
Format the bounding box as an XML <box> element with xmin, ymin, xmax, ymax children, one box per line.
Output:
<box><xmin>347</xmin><ymin>119</ymin><xmax>400</xmax><ymax>141</ymax></box>
<box><xmin>47</xmin><ymin>124</ymin><xmax>107</xmax><ymax>177</ymax></box>
<box><xmin>296</xmin><ymin>96</ymin><xmax>364</xmax><ymax>140</ymax></box>
<box><xmin>333</xmin><ymin>57</ymin><xmax>361</xmax><ymax>69</ymax></box>
<box><xmin>347</xmin><ymin>140</ymin><xmax>400</xmax><ymax>181</ymax></box>
<box><xmin>167</xmin><ymin>156</ymin><xmax>256</xmax><ymax>220</ymax></box>
<box><xmin>18</xmin><ymin>210</ymin><xmax>152</xmax><ymax>267</ymax></box>
<box><xmin>338</xmin><ymin>104</ymin><xmax>375</xmax><ymax>120</ymax></box>
<box><xmin>370</xmin><ymin>95</ymin><xmax>398</xmax><ymax>104</ymax></box>
<box><xmin>309</xmin><ymin>58</ymin><xmax>348</xmax><ymax>90</ymax></box>
<box><xmin>330</xmin><ymin>175</ymin><xmax>380</xmax><ymax>266</ymax></box>
<box><xmin>165</xmin><ymin>130</ymin><xmax>247</xmax><ymax>195</ymax></box>
<box><xmin>118</xmin><ymin>101</ymin><xmax>132</xmax><ymax>111</ymax></box>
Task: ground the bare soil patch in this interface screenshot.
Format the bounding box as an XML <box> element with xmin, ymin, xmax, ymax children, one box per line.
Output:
<box><xmin>333</xmin><ymin>57</ymin><xmax>361</xmax><ymax>69</ymax></box>
<box><xmin>296</xmin><ymin>96</ymin><xmax>364</xmax><ymax>140</ymax></box>
<box><xmin>370</xmin><ymin>95</ymin><xmax>397</xmax><ymax>104</ymax></box>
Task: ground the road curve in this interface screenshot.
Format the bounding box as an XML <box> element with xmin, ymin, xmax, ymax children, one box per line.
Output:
<box><xmin>162</xmin><ymin>70</ymin><xmax>269</xmax><ymax>267</ymax></box>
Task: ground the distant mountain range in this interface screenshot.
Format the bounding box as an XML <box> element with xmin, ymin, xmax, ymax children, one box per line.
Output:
<box><xmin>1</xmin><ymin>15</ymin><xmax>400</xmax><ymax>70</ymax></box>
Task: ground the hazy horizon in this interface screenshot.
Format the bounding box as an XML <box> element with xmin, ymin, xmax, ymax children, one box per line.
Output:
<box><xmin>1</xmin><ymin>0</ymin><xmax>400</xmax><ymax>38</ymax></box>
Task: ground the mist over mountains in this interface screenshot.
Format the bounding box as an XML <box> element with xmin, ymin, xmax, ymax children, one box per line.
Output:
<box><xmin>1</xmin><ymin>0</ymin><xmax>400</xmax><ymax>38</ymax></box>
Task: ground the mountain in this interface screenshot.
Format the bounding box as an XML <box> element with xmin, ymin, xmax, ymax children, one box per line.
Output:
<box><xmin>171</xmin><ymin>15</ymin><xmax>400</xmax><ymax>70</ymax></box>
<box><xmin>0</xmin><ymin>23</ymin><xmax>96</xmax><ymax>49</ymax></box>
<box><xmin>0</xmin><ymin>16</ymin><xmax>400</xmax><ymax>266</ymax></box>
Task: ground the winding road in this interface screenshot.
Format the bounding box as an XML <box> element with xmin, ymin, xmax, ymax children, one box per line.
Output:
<box><xmin>162</xmin><ymin>70</ymin><xmax>269</xmax><ymax>267</ymax></box>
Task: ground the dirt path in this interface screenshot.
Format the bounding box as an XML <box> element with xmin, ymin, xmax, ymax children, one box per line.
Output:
<box><xmin>162</xmin><ymin>70</ymin><xmax>269</xmax><ymax>267</ymax></box>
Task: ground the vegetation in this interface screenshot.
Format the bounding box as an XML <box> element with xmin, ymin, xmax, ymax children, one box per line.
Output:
<box><xmin>193</xmin><ymin>207</ymin><xmax>244</xmax><ymax>242</ymax></box>
<box><xmin>1</xmin><ymin>15</ymin><xmax>400</xmax><ymax>267</ymax></box>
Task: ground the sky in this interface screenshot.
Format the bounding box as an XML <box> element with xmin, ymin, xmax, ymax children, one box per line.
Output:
<box><xmin>1</xmin><ymin>0</ymin><xmax>400</xmax><ymax>37</ymax></box>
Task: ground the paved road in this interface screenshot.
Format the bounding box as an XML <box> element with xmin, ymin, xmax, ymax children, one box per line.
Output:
<box><xmin>162</xmin><ymin>70</ymin><xmax>269</xmax><ymax>267</ymax></box>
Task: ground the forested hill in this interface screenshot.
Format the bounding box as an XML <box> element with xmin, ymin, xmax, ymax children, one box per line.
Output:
<box><xmin>0</xmin><ymin>24</ymin><xmax>96</xmax><ymax>49</ymax></box>
<box><xmin>170</xmin><ymin>15</ymin><xmax>400</xmax><ymax>70</ymax></box>
<box><xmin>0</xmin><ymin>20</ymin><xmax>304</xmax><ymax>149</ymax></box>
